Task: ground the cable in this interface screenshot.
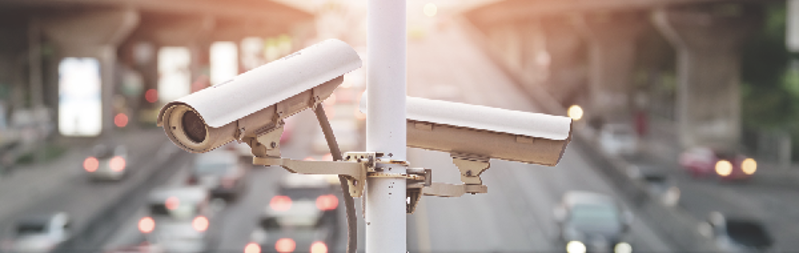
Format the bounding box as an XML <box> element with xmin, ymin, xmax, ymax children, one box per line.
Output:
<box><xmin>314</xmin><ymin>105</ymin><xmax>357</xmax><ymax>253</ymax></box>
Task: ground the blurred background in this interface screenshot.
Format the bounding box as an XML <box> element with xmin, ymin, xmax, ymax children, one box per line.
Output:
<box><xmin>0</xmin><ymin>0</ymin><xmax>795</xmax><ymax>252</ymax></box>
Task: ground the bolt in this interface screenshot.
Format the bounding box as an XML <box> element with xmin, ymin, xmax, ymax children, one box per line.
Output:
<box><xmin>388</xmin><ymin>153</ymin><xmax>393</xmax><ymax>157</ymax></box>
<box><xmin>271</xmin><ymin>142</ymin><xmax>277</xmax><ymax>148</ymax></box>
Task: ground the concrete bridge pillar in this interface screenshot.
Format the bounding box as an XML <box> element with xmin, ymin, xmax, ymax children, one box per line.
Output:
<box><xmin>146</xmin><ymin>16</ymin><xmax>215</xmax><ymax>82</ymax></box>
<box><xmin>653</xmin><ymin>4</ymin><xmax>761</xmax><ymax>149</ymax></box>
<box><xmin>541</xmin><ymin>16</ymin><xmax>586</xmax><ymax>106</ymax></box>
<box><xmin>41</xmin><ymin>9</ymin><xmax>139</xmax><ymax>135</ymax></box>
<box><xmin>577</xmin><ymin>11</ymin><xmax>646</xmax><ymax>125</ymax></box>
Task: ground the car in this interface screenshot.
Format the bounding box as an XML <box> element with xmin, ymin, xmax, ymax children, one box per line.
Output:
<box><xmin>139</xmin><ymin>187</ymin><xmax>213</xmax><ymax>253</ymax></box>
<box><xmin>4</xmin><ymin>212</ymin><xmax>71</xmax><ymax>253</ymax></box>
<box><xmin>598</xmin><ymin>123</ymin><xmax>638</xmax><ymax>156</ymax></box>
<box><xmin>83</xmin><ymin>143</ymin><xmax>129</xmax><ymax>181</ymax></box>
<box><xmin>553</xmin><ymin>191</ymin><xmax>633</xmax><ymax>253</ymax></box>
<box><xmin>244</xmin><ymin>174</ymin><xmax>341</xmax><ymax>253</ymax></box>
<box><xmin>679</xmin><ymin>147</ymin><xmax>757</xmax><ymax>180</ymax></box>
<box><xmin>698</xmin><ymin>212</ymin><xmax>773</xmax><ymax>252</ymax></box>
<box><xmin>188</xmin><ymin>149</ymin><xmax>247</xmax><ymax>201</ymax></box>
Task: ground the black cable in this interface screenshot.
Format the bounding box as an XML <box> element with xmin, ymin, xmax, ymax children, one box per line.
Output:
<box><xmin>313</xmin><ymin>105</ymin><xmax>357</xmax><ymax>253</ymax></box>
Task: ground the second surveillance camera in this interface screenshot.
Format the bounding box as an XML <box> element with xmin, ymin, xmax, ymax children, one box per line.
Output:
<box><xmin>362</xmin><ymin>96</ymin><xmax>573</xmax><ymax>166</ymax></box>
<box><xmin>157</xmin><ymin>39</ymin><xmax>362</xmax><ymax>153</ymax></box>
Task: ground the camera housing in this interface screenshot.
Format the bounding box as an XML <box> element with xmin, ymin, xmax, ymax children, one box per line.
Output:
<box><xmin>157</xmin><ymin>39</ymin><xmax>362</xmax><ymax>153</ymax></box>
<box><xmin>362</xmin><ymin>96</ymin><xmax>572</xmax><ymax>166</ymax></box>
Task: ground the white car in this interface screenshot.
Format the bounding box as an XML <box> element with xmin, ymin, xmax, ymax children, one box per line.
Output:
<box><xmin>245</xmin><ymin>174</ymin><xmax>340</xmax><ymax>253</ymax></box>
<box><xmin>6</xmin><ymin>212</ymin><xmax>71</xmax><ymax>253</ymax></box>
<box><xmin>598</xmin><ymin>123</ymin><xmax>638</xmax><ymax>156</ymax></box>
<box><xmin>84</xmin><ymin>143</ymin><xmax>128</xmax><ymax>181</ymax></box>
<box><xmin>139</xmin><ymin>187</ymin><xmax>212</xmax><ymax>253</ymax></box>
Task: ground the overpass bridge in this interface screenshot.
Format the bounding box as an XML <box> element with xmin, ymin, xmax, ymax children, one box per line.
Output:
<box><xmin>0</xmin><ymin>0</ymin><xmax>312</xmax><ymax>135</ymax></box>
<box><xmin>464</xmin><ymin>0</ymin><xmax>776</xmax><ymax>150</ymax></box>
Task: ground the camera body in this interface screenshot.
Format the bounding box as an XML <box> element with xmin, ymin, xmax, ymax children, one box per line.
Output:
<box><xmin>363</xmin><ymin>96</ymin><xmax>573</xmax><ymax>166</ymax></box>
<box><xmin>157</xmin><ymin>39</ymin><xmax>362</xmax><ymax>153</ymax></box>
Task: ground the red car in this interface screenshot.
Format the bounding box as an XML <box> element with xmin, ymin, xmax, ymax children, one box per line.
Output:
<box><xmin>679</xmin><ymin>147</ymin><xmax>757</xmax><ymax>180</ymax></box>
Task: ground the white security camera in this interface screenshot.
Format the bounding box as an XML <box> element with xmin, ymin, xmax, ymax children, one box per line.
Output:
<box><xmin>362</xmin><ymin>96</ymin><xmax>572</xmax><ymax>166</ymax></box>
<box><xmin>157</xmin><ymin>39</ymin><xmax>362</xmax><ymax>153</ymax></box>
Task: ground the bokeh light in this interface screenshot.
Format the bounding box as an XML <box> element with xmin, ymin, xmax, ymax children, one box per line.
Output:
<box><xmin>566</xmin><ymin>241</ymin><xmax>586</xmax><ymax>253</ymax></box>
<box><xmin>138</xmin><ymin>217</ymin><xmax>155</xmax><ymax>233</ymax></box>
<box><xmin>275</xmin><ymin>238</ymin><xmax>296</xmax><ymax>253</ymax></box>
<box><xmin>145</xmin><ymin>89</ymin><xmax>158</xmax><ymax>103</ymax></box>
<box><xmin>109</xmin><ymin>156</ymin><xmax>126</xmax><ymax>172</ymax></box>
<box><xmin>83</xmin><ymin>157</ymin><xmax>99</xmax><ymax>172</ymax></box>
<box><xmin>424</xmin><ymin>3</ymin><xmax>437</xmax><ymax>17</ymax></box>
<box><xmin>270</xmin><ymin>195</ymin><xmax>292</xmax><ymax>211</ymax></box>
<box><xmin>114</xmin><ymin>113</ymin><xmax>129</xmax><ymax>128</ymax></box>
<box><xmin>165</xmin><ymin>197</ymin><xmax>180</xmax><ymax>210</ymax></box>
<box><xmin>715</xmin><ymin>160</ymin><xmax>733</xmax><ymax>177</ymax></box>
<box><xmin>244</xmin><ymin>243</ymin><xmax>261</xmax><ymax>253</ymax></box>
<box><xmin>192</xmin><ymin>216</ymin><xmax>209</xmax><ymax>232</ymax></box>
<box><xmin>742</xmin><ymin>158</ymin><xmax>757</xmax><ymax>175</ymax></box>
<box><xmin>567</xmin><ymin>105</ymin><xmax>583</xmax><ymax>121</ymax></box>
<box><xmin>310</xmin><ymin>242</ymin><xmax>328</xmax><ymax>253</ymax></box>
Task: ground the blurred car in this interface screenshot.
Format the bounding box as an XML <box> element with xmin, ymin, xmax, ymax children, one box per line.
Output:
<box><xmin>5</xmin><ymin>212</ymin><xmax>71</xmax><ymax>253</ymax></box>
<box><xmin>245</xmin><ymin>174</ymin><xmax>341</xmax><ymax>253</ymax></box>
<box><xmin>84</xmin><ymin>143</ymin><xmax>129</xmax><ymax>181</ymax></box>
<box><xmin>188</xmin><ymin>149</ymin><xmax>247</xmax><ymax>201</ymax></box>
<box><xmin>679</xmin><ymin>147</ymin><xmax>757</xmax><ymax>180</ymax></box>
<box><xmin>312</xmin><ymin>119</ymin><xmax>360</xmax><ymax>154</ymax></box>
<box><xmin>699</xmin><ymin>212</ymin><xmax>773</xmax><ymax>252</ymax></box>
<box><xmin>627</xmin><ymin>165</ymin><xmax>680</xmax><ymax>206</ymax></box>
<box><xmin>553</xmin><ymin>191</ymin><xmax>633</xmax><ymax>253</ymax></box>
<box><xmin>598</xmin><ymin>123</ymin><xmax>638</xmax><ymax>156</ymax></box>
<box><xmin>139</xmin><ymin>187</ymin><xmax>212</xmax><ymax>253</ymax></box>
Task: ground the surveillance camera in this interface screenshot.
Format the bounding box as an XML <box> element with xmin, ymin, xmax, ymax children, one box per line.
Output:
<box><xmin>361</xmin><ymin>96</ymin><xmax>572</xmax><ymax>166</ymax></box>
<box><xmin>157</xmin><ymin>39</ymin><xmax>362</xmax><ymax>153</ymax></box>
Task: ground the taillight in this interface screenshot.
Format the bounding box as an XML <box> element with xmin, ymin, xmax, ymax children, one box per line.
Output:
<box><xmin>270</xmin><ymin>196</ymin><xmax>292</xmax><ymax>211</ymax></box>
<box><xmin>715</xmin><ymin>160</ymin><xmax>732</xmax><ymax>176</ymax></box>
<box><xmin>742</xmin><ymin>158</ymin><xmax>757</xmax><ymax>175</ymax></box>
<box><xmin>165</xmin><ymin>197</ymin><xmax>180</xmax><ymax>210</ymax></box>
<box><xmin>138</xmin><ymin>217</ymin><xmax>155</xmax><ymax>233</ymax></box>
<box><xmin>310</xmin><ymin>241</ymin><xmax>328</xmax><ymax>253</ymax></box>
<box><xmin>192</xmin><ymin>216</ymin><xmax>209</xmax><ymax>232</ymax></box>
<box><xmin>109</xmin><ymin>156</ymin><xmax>126</xmax><ymax>172</ymax></box>
<box><xmin>275</xmin><ymin>238</ymin><xmax>295</xmax><ymax>253</ymax></box>
<box><xmin>244</xmin><ymin>243</ymin><xmax>261</xmax><ymax>253</ymax></box>
<box><xmin>316</xmin><ymin>194</ymin><xmax>339</xmax><ymax>211</ymax></box>
<box><xmin>84</xmin><ymin>157</ymin><xmax>99</xmax><ymax>172</ymax></box>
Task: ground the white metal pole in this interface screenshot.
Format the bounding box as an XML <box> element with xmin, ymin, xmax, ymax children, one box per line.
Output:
<box><xmin>366</xmin><ymin>0</ymin><xmax>407</xmax><ymax>252</ymax></box>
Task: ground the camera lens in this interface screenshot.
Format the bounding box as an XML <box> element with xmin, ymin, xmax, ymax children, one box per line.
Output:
<box><xmin>182</xmin><ymin>110</ymin><xmax>207</xmax><ymax>143</ymax></box>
